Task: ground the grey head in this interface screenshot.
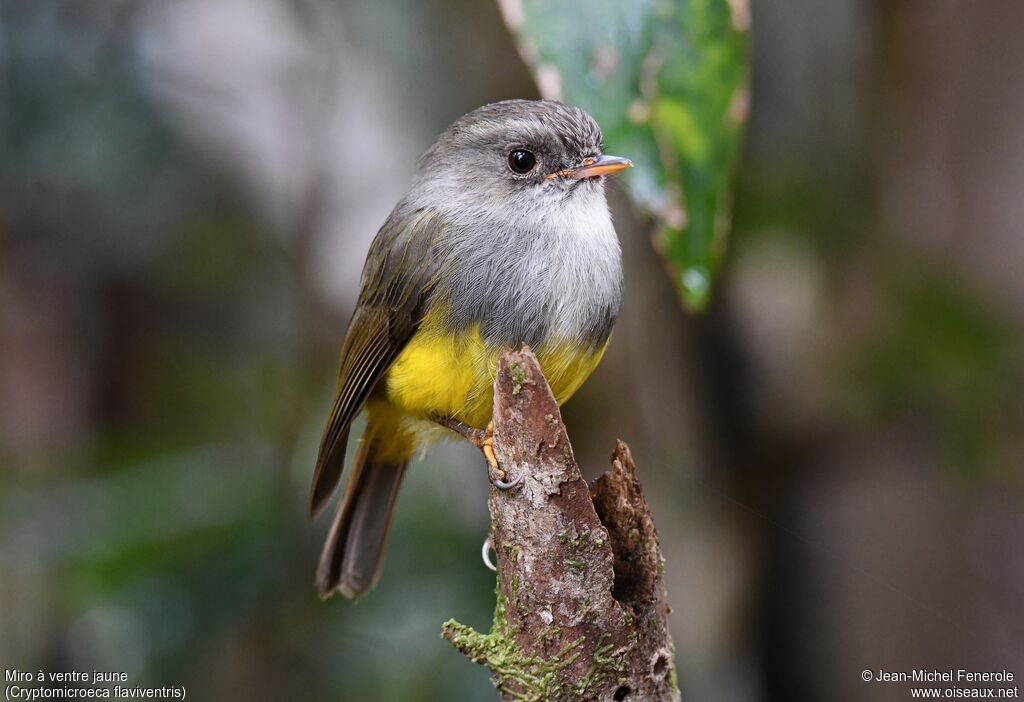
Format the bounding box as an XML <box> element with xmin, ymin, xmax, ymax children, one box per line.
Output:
<box><xmin>403</xmin><ymin>99</ymin><xmax>631</xmax><ymax>349</ymax></box>
<box><xmin>410</xmin><ymin>99</ymin><xmax>632</xmax><ymax>221</ymax></box>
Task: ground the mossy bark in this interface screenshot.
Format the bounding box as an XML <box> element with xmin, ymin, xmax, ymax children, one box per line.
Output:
<box><xmin>443</xmin><ymin>348</ymin><xmax>681</xmax><ymax>702</ymax></box>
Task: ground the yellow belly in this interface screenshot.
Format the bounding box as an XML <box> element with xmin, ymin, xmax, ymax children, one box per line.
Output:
<box><xmin>383</xmin><ymin>305</ymin><xmax>607</xmax><ymax>429</ymax></box>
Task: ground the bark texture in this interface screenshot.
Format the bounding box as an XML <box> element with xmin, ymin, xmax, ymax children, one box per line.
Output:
<box><xmin>443</xmin><ymin>348</ymin><xmax>681</xmax><ymax>702</ymax></box>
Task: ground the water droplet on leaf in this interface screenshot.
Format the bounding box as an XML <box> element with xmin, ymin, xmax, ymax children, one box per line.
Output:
<box><xmin>681</xmin><ymin>267</ymin><xmax>709</xmax><ymax>299</ymax></box>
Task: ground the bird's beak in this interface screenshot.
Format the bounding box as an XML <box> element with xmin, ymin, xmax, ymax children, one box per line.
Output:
<box><xmin>545</xmin><ymin>154</ymin><xmax>633</xmax><ymax>180</ymax></box>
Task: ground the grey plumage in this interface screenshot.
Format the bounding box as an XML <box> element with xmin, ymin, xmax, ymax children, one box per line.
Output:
<box><xmin>410</xmin><ymin>99</ymin><xmax>623</xmax><ymax>349</ymax></box>
<box><xmin>312</xmin><ymin>99</ymin><xmax>628</xmax><ymax>598</ymax></box>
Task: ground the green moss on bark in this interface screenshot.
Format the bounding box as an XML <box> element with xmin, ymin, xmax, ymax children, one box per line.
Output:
<box><xmin>442</xmin><ymin>586</ymin><xmax>628</xmax><ymax>701</ymax></box>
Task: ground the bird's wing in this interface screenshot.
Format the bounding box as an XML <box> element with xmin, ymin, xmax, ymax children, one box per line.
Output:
<box><xmin>309</xmin><ymin>207</ymin><xmax>442</xmax><ymax>516</ymax></box>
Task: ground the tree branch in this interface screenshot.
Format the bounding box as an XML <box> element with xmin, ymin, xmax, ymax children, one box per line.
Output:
<box><xmin>443</xmin><ymin>348</ymin><xmax>681</xmax><ymax>702</ymax></box>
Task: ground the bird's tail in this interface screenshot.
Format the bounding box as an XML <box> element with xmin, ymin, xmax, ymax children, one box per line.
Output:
<box><xmin>316</xmin><ymin>406</ymin><xmax>412</xmax><ymax>599</ymax></box>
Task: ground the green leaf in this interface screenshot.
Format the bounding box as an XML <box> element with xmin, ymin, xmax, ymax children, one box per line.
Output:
<box><xmin>499</xmin><ymin>0</ymin><xmax>750</xmax><ymax>309</ymax></box>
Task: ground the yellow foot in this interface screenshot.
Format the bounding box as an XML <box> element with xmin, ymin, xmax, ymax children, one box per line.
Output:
<box><xmin>481</xmin><ymin>422</ymin><xmax>498</xmax><ymax>469</ymax></box>
<box><xmin>435</xmin><ymin>417</ymin><xmax>520</xmax><ymax>490</ymax></box>
<box><xmin>480</xmin><ymin>422</ymin><xmax>517</xmax><ymax>489</ymax></box>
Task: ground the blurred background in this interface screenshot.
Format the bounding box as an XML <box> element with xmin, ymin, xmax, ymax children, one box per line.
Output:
<box><xmin>1</xmin><ymin>1</ymin><xmax>1022</xmax><ymax>701</ymax></box>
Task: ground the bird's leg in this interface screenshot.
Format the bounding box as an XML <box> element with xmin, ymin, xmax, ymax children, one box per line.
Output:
<box><xmin>436</xmin><ymin>416</ymin><xmax>486</xmax><ymax>444</ymax></box>
<box><xmin>435</xmin><ymin>417</ymin><xmax>521</xmax><ymax>490</ymax></box>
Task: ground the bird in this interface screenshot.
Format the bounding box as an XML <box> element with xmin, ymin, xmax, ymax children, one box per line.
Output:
<box><xmin>310</xmin><ymin>99</ymin><xmax>632</xmax><ymax>599</ymax></box>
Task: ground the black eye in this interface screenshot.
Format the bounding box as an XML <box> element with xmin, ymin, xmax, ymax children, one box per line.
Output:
<box><xmin>507</xmin><ymin>149</ymin><xmax>536</xmax><ymax>174</ymax></box>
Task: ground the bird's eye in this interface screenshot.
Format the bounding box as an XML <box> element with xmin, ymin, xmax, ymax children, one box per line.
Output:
<box><xmin>507</xmin><ymin>149</ymin><xmax>536</xmax><ymax>174</ymax></box>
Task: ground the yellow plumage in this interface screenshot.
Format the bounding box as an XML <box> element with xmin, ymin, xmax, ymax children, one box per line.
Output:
<box><xmin>311</xmin><ymin>99</ymin><xmax>629</xmax><ymax>598</ymax></box>
<box><xmin>375</xmin><ymin>303</ymin><xmax>606</xmax><ymax>458</ymax></box>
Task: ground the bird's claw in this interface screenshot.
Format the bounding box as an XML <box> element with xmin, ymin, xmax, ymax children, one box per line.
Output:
<box><xmin>436</xmin><ymin>417</ymin><xmax>521</xmax><ymax>489</ymax></box>
<box><xmin>482</xmin><ymin>422</ymin><xmax>521</xmax><ymax>490</ymax></box>
<box><xmin>489</xmin><ymin>468</ymin><xmax>522</xmax><ymax>490</ymax></box>
<box><xmin>481</xmin><ymin>535</ymin><xmax>497</xmax><ymax>572</ymax></box>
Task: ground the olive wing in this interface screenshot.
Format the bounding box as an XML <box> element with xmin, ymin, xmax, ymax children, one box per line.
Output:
<box><xmin>309</xmin><ymin>207</ymin><xmax>441</xmax><ymax>517</ymax></box>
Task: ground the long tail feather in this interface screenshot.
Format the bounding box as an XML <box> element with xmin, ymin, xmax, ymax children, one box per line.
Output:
<box><xmin>316</xmin><ymin>430</ymin><xmax>409</xmax><ymax>599</ymax></box>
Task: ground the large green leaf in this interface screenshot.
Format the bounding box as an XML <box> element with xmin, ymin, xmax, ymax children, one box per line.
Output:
<box><xmin>499</xmin><ymin>0</ymin><xmax>750</xmax><ymax>309</ymax></box>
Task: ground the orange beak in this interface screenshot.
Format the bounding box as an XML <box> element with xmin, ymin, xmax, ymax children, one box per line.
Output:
<box><xmin>545</xmin><ymin>154</ymin><xmax>633</xmax><ymax>180</ymax></box>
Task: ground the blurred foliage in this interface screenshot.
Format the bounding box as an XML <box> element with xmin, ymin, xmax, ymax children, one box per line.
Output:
<box><xmin>501</xmin><ymin>0</ymin><xmax>749</xmax><ymax>309</ymax></box>
<box><xmin>849</xmin><ymin>265</ymin><xmax>1024</xmax><ymax>480</ymax></box>
<box><xmin>0</xmin><ymin>4</ymin><xmax>499</xmax><ymax>700</ymax></box>
<box><xmin>4</xmin><ymin>2</ymin><xmax>1024</xmax><ymax>702</ymax></box>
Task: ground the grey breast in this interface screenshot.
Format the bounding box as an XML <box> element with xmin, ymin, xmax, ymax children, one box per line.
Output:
<box><xmin>434</xmin><ymin>201</ymin><xmax>623</xmax><ymax>351</ymax></box>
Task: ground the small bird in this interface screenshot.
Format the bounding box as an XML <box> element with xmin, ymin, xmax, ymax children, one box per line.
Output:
<box><xmin>311</xmin><ymin>99</ymin><xmax>632</xmax><ymax>598</ymax></box>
